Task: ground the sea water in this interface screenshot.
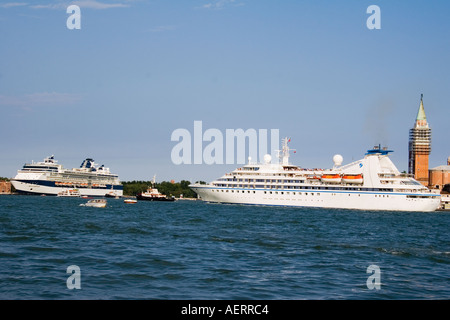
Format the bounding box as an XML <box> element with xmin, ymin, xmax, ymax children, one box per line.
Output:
<box><xmin>0</xmin><ymin>195</ymin><xmax>449</xmax><ymax>299</ymax></box>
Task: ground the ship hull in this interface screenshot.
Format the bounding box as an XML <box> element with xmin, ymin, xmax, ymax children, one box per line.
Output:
<box><xmin>11</xmin><ymin>180</ymin><xmax>123</xmax><ymax>197</ymax></box>
<box><xmin>190</xmin><ymin>185</ymin><xmax>441</xmax><ymax>212</ymax></box>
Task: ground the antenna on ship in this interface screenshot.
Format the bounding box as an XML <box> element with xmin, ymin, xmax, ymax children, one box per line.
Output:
<box><xmin>277</xmin><ymin>137</ymin><xmax>295</xmax><ymax>165</ymax></box>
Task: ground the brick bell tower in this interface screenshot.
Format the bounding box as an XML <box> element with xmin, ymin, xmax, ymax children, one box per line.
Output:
<box><xmin>408</xmin><ymin>94</ymin><xmax>431</xmax><ymax>186</ymax></box>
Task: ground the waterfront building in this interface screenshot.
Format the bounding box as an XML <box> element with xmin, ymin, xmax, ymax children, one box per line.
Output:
<box><xmin>429</xmin><ymin>156</ymin><xmax>450</xmax><ymax>191</ymax></box>
<box><xmin>0</xmin><ymin>181</ymin><xmax>11</xmax><ymax>194</ymax></box>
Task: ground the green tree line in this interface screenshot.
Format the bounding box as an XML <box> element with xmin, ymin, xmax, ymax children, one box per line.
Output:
<box><xmin>121</xmin><ymin>180</ymin><xmax>206</xmax><ymax>198</ymax></box>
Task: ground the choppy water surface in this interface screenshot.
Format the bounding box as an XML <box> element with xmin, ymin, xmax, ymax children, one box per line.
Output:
<box><xmin>0</xmin><ymin>195</ymin><xmax>449</xmax><ymax>299</ymax></box>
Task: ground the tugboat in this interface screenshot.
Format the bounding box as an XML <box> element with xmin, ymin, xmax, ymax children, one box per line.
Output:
<box><xmin>136</xmin><ymin>176</ymin><xmax>175</xmax><ymax>202</ymax></box>
<box><xmin>105</xmin><ymin>187</ymin><xmax>120</xmax><ymax>198</ymax></box>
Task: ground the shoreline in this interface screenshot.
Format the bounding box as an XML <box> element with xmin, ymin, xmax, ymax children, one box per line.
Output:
<box><xmin>1</xmin><ymin>193</ymin><xmax>447</xmax><ymax>210</ymax></box>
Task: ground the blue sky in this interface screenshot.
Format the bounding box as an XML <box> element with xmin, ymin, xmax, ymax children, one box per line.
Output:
<box><xmin>0</xmin><ymin>0</ymin><xmax>449</xmax><ymax>182</ymax></box>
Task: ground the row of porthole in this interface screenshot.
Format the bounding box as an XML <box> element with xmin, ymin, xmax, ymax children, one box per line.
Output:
<box><xmin>212</xmin><ymin>189</ymin><xmax>319</xmax><ymax>195</ymax></box>
<box><xmin>210</xmin><ymin>190</ymin><xmax>397</xmax><ymax>199</ymax></box>
<box><xmin>212</xmin><ymin>189</ymin><xmax>255</xmax><ymax>193</ymax></box>
<box><xmin>211</xmin><ymin>190</ymin><xmax>375</xmax><ymax>197</ymax></box>
<box><xmin>212</xmin><ymin>189</ymin><xmax>318</xmax><ymax>195</ymax></box>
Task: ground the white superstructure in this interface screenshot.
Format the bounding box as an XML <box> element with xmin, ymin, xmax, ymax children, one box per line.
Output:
<box><xmin>189</xmin><ymin>138</ymin><xmax>441</xmax><ymax>212</ymax></box>
<box><xmin>11</xmin><ymin>155</ymin><xmax>123</xmax><ymax>197</ymax></box>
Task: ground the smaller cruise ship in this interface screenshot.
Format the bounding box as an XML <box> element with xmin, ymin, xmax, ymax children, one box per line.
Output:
<box><xmin>11</xmin><ymin>155</ymin><xmax>123</xmax><ymax>197</ymax></box>
<box><xmin>189</xmin><ymin>138</ymin><xmax>441</xmax><ymax>212</ymax></box>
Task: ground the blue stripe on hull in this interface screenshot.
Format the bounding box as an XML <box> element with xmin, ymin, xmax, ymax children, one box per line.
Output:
<box><xmin>192</xmin><ymin>186</ymin><xmax>440</xmax><ymax>198</ymax></box>
<box><xmin>15</xmin><ymin>190</ymin><xmax>58</xmax><ymax>196</ymax></box>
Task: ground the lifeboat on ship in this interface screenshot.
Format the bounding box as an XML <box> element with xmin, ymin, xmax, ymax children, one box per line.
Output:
<box><xmin>342</xmin><ymin>174</ymin><xmax>363</xmax><ymax>184</ymax></box>
<box><xmin>321</xmin><ymin>173</ymin><xmax>342</xmax><ymax>183</ymax></box>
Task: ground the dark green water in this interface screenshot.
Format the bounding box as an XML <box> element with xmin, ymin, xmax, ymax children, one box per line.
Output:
<box><xmin>0</xmin><ymin>195</ymin><xmax>449</xmax><ymax>299</ymax></box>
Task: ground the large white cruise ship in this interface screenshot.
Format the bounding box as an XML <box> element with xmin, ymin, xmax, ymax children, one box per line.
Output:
<box><xmin>189</xmin><ymin>138</ymin><xmax>441</xmax><ymax>212</ymax></box>
<box><xmin>11</xmin><ymin>156</ymin><xmax>123</xmax><ymax>197</ymax></box>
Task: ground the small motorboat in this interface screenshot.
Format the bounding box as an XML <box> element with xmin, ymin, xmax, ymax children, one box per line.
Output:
<box><xmin>82</xmin><ymin>199</ymin><xmax>107</xmax><ymax>208</ymax></box>
<box><xmin>124</xmin><ymin>199</ymin><xmax>137</xmax><ymax>204</ymax></box>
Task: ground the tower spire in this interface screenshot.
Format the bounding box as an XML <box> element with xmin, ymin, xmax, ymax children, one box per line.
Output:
<box><xmin>415</xmin><ymin>93</ymin><xmax>428</xmax><ymax>127</ymax></box>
